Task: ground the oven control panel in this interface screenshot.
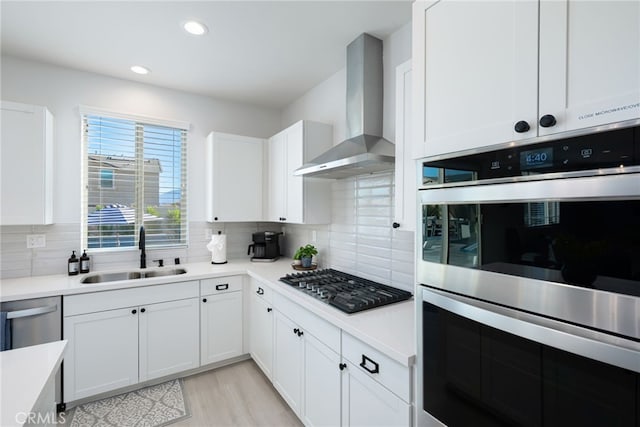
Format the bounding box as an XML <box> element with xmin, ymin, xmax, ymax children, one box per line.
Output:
<box><xmin>422</xmin><ymin>125</ymin><xmax>640</xmax><ymax>184</ymax></box>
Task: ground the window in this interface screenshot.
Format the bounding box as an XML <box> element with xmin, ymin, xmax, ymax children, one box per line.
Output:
<box><xmin>100</xmin><ymin>169</ymin><xmax>114</xmax><ymax>189</ymax></box>
<box><xmin>82</xmin><ymin>111</ymin><xmax>188</xmax><ymax>250</ymax></box>
<box><xmin>524</xmin><ymin>202</ymin><xmax>560</xmax><ymax>227</ymax></box>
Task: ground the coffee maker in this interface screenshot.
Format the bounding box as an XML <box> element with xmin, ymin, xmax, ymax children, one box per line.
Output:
<box><xmin>248</xmin><ymin>231</ymin><xmax>282</xmax><ymax>262</ymax></box>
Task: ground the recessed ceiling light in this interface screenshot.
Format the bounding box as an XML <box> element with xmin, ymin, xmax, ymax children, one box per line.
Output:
<box><xmin>183</xmin><ymin>20</ymin><xmax>208</xmax><ymax>36</ymax></box>
<box><xmin>130</xmin><ymin>65</ymin><xmax>150</xmax><ymax>75</ymax></box>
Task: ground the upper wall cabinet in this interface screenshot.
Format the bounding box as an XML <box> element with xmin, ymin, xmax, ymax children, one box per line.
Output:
<box><xmin>412</xmin><ymin>0</ymin><xmax>640</xmax><ymax>159</ymax></box>
<box><xmin>206</xmin><ymin>132</ymin><xmax>266</xmax><ymax>222</ymax></box>
<box><xmin>1</xmin><ymin>101</ymin><xmax>54</xmax><ymax>225</ymax></box>
<box><xmin>267</xmin><ymin>120</ymin><xmax>333</xmax><ymax>224</ymax></box>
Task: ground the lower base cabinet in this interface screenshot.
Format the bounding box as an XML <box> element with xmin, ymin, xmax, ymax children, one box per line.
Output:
<box><xmin>249</xmin><ymin>280</ymin><xmax>273</xmax><ymax>379</ymax></box>
<box><xmin>139</xmin><ymin>298</ymin><xmax>200</xmax><ymax>381</ymax></box>
<box><xmin>63</xmin><ymin>307</ymin><xmax>139</xmax><ymax>400</ymax></box>
<box><xmin>200</xmin><ymin>276</ymin><xmax>244</xmax><ymax>366</ymax></box>
<box><xmin>302</xmin><ymin>333</ymin><xmax>341</xmax><ymax>427</ymax></box>
<box><xmin>341</xmin><ymin>359</ymin><xmax>411</xmax><ymax>427</ymax></box>
<box><xmin>272</xmin><ymin>308</ymin><xmax>342</xmax><ymax>427</ymax></box>
<box><xmin>63</xmin><ymin>281</ymin><xmax>200</xmax><ymax>402</ymax></box>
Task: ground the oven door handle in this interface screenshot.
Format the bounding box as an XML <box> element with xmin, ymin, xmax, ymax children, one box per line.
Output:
<box><xmin>422</xmin><ymin>288</ymin><xmax>640</xmax><ymax>373</ymax></box>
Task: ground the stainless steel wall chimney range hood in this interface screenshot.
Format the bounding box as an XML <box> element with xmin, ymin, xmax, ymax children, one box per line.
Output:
<box><xmin>294</xmin><ymin>33</ymin><xmax>395</xmax><ymax>179</ymax></box>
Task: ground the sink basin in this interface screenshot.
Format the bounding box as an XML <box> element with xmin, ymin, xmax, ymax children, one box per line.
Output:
<box><xmin>81</xmin><ymin>268</ymin><xmax>187</xmax><ymax>284</ymax></box>
<box><xmin>81</xmin><ymin>271</ymin><xmax>142</xmax><ymax>284</ymax></box>
<box><xmin>141</xmin><ymin>268</ymin><xmax>187</xmax><ymax>278</ymax></box>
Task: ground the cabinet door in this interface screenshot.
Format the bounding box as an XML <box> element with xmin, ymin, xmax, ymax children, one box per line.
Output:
<box><xmin>284</xmin><ymin>122</ymin><xmax>304</xmax><ymax>224</ymax></box>
<box><xmin>394</xmin><ymin>60</ymin><xmax>416</xmax><ymax>232</ymax></box>
<box><xmin>139</xmin><ymin>298</ymin><xmax>199</xmax><ymax>382</ymax></box>
<box><xmin>341</xmin><ymin>360</ymin><xmax>411</xmax><ymax>427</ymax></box>
<box><xmin>201</xmin><ymin>291</ymin><xmax>243</xmax><ymax>365</ymax></box>
<box><xmin>415</xmin><ymin>1</ymin><xmax>538</xmax><ymax>157</ymax></box>
<box><xmin>267</xmin><ymin>131</ymin><xmax>287</xmax><ymax>221</ymax></box>
<box><xmin>1</xmin><ymin>101</ymin><xmax>53</xmax><ymax>225</ymax></box>
<box><xmin>207</xmin><ymin>132</ymin><xmax>265</xmax><ymax>222</ymax></box>
<box><xmin>250</xmin><ymin>292</ymin><xmax>274</xmax><ymax>379</ymax></box>
<box><xmin>538</xmin><ymin>1</ymin><xmax>640</xmax><ymax>137</ymax></box>
<box><xmin>273</xmin><ymin>311</ymin><xmax>303</xmax><ymax>415</ymax></box>
<box><xmin>302</xmin><ymin>333</ymin><xmax>341</xmax><ymax>427</ymax></box>
<box><xmin>63</xmin><ymin>308</ymin><xmax>138</xmax><ymax>401</ymax></box>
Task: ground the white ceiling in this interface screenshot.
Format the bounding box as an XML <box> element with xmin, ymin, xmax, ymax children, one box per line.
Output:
<box><xmin>1</xmin><ymin>1</ymin><xmax>412</xmax><ymax>109</ymax></box>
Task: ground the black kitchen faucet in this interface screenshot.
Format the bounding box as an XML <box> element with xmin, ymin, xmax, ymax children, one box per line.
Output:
<box><xmin>139</xmin><ymin>226</ymin><xmax>146</xmax><ymax>269</ymax></box>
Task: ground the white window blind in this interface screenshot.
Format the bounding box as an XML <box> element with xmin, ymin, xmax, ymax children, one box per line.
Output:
<box><xmin>82</xmin><ymin>114</ymin><xmax>187</xmax><ymax>250</ymax></box>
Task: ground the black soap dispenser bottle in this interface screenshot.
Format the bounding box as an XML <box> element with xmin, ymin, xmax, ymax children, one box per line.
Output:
<box><xmin>68</xmin><ymin>250</ymin><xmax>79</xmax><ymax>276</ymax></box>
<box><xmin>80</xmin><ymin>249</ymin><xmax>90</xmax><ymax>274</ymax></box>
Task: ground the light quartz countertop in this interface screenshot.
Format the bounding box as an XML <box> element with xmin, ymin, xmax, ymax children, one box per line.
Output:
<box><xmin>0</xmin><ymin>259</ymin><xmax>415</xmax><ymax>366</ymax></box>
<box><xmin>0</xmin><ymin>340</ymin><xmax>67</xmax><ymax>427</ymax></box>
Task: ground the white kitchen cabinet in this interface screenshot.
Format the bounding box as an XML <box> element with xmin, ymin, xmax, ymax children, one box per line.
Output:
<box><xmin>341</xmin><ymin>359</ymin><xmax>411</xmax><ymax>427</ymax></box>
<box><xmin>393</xmin><ymin>60</ymin><xmax>416</xmax><ymax>232</ymax></box>
<box><xmin>63</xmin><ymin>281</ymin><xmax>199</xmax><ymax>401</ymax></box>
<box><xmin>302</xmin><ymin>332</ymin><xmax>342</xmax><ymax>427</ymax></box>
<box><xmin>200</xmin><ymin>276</ymin><xmax>244</xmax><ymax>365</ymax></box>
<box><xmin>63</xmin><ymin>307</ymin><xmax>139</xmax><ymax>401</ymax></box>
<box><xmin>413</xmin><ymin>0</ymin><xmax>640</xmax><ymax>158</ymax></box>
<box><xmin>1</xmin><ymin>101</ymin><xmax>53</xmax><ymax>225</ymax></box>
<box><xmin>267</xmin><ymin>120</ymin><xmax>333</xmax><ymax>224</ymax></box>
<box><xmin>341</xmin><ymin>332</ymin><xmax>412</xmax><ymax>426</ymax></box>
<box><xmin>249</xmin><ymin>279</ymin><xmax>274</xmax><ymax>379</ymax></box>
<box><xmin>272</xmin><ymin>294</ymin><xmax>342</xmax><ymax>424</ymax></box>
<box><xmin>273</xmin><ymin>310</ymin><xmax>303</xmax><ymax>415</ymax></box>
<box><xmin>139</xmin><ymin>298</ymin><xmax>200</xmax><ymax>381</ymax></box>
<box><xmin>206</xmin><ymin>131</ymin><xmax>266</xmax><ymax>222</ymax></box>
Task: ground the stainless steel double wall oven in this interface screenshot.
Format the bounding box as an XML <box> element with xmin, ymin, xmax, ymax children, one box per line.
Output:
<box><xmin>416</xmin><ymin>124</ymin><xmax>640</xmax><ymax>426</ymax></box>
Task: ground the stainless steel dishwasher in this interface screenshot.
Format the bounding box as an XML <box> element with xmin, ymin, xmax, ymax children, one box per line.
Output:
<box><xmin>1</xmin><ymin>296</ymin><xmax>63</xmax><ymax>409</ymax></box>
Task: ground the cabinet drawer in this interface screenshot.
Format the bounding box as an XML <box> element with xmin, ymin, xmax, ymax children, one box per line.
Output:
<box><xmin>251</xmin><ymin>279</ymin><xmax>272</xmax><ymax>303</ymax></box>
<box><xmin>274</xmin><ymin>293</ymin><xmax>340</xmax><ymax>350</ymax></box>
<box><xmin>64</xmin><ymin>281</ymin><xmax>199</xmax><ymax>316</ymax></box>
<box><xmin>342</xmin><ymin>332</ymin><xmax>411</xmax><ymax>403</ymax></box>
<box><xmin>201</xmin><ymin>275</ymin><xmax>243</xmax><ymax>295</ymax></box>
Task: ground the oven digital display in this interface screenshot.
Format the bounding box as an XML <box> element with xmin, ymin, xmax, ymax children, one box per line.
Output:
<box><xmin>520</xmin><ymin>147</ymin><xmax>553</xmax><ymax>170</ymax></box>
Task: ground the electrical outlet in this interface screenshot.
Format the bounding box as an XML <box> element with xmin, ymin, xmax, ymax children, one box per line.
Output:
<box><xmin>311</xmin><ymin>230</ymin><xmax>317</xmax><ymax>243</ymax></box>
<box><xmin>27</xmin><ymin>234</ymin><xmax>46</xmax><ymax>248</ymax></box>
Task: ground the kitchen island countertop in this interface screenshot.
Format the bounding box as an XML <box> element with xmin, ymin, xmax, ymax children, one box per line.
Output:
<box><xmin>0</xmin><ymin>340</ymin><xmax>67</xmax><ymax>427</ymax></box>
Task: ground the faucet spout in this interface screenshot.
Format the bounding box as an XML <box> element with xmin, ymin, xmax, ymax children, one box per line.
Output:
<box><xmin>139</xmin><ymin>226</ymin><xmax>146</xmax><ymax>269</ymax></box>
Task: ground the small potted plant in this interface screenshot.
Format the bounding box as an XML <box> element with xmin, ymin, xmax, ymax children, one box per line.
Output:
<box><xmin>294</xmin><ymin>244</ymin><xmax>318</xmax><ymax>268</ymax></box>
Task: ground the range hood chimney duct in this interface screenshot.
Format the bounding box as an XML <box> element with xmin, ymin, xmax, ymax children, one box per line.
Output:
<box><xmin>294</xmin><ymin>33</ymin><xmax>395</xmax><ymax>179</ymax></box>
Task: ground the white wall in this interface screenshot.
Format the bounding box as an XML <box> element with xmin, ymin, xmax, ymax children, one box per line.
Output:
<box><xmin>281</xmin><ymin>22</ymin><xmax>412</xmax><ymax>144</ymax></box>
<box><xmin>1</xmin><ymin>55</ymin><xmax>282</xmax><ymax>223</ymax></box>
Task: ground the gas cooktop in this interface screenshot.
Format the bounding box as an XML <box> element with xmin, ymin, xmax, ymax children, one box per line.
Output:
<box><xmin>279</xmin><ymin>268</ymin><xmax>412</xmax><ymax>314</ymax></box>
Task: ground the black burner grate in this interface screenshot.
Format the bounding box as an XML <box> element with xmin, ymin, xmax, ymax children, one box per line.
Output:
<box><xmin>279</xmin><ymin>268</ymin><xmax>412</xmax><ymax>314</ymax></box>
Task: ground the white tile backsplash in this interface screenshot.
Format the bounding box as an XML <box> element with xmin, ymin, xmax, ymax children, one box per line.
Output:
<box><xmin>1</xmin><ymin>171</ymin><xmax>415</xmax><ymax>292</ymax></box>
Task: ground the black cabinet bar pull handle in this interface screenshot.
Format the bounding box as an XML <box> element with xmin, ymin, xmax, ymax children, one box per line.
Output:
<box><xmin>297</xmin><ymin>330</ymin><xmax>303</xmax><ymax>337</ymax></box>
<box><xmin>216</xmin><ymin>284</ymin><xmax>229</xmax><ymax>291</ymax></box>
<box><xmin>360</xmin><ymin>354</ymin><xmax>379</xmax><ymax>374</ymax></box>
<box><xmin>140</xmin><ymin>308</ymin><xmax>146</xmax><ymax>313</ymax></box>
<box><xmin>203</xmin><ymin>298</ymin><xmax>207</xmax><ymax>303</ymax></box>
<box><xmin>514</xmin><ymin>120</ymin><xmax>530</xmax><ymax>133</ymax></box>
<box><xmin>392</xmin><ymin>222</ymin><xmax>400</xmax><ymax>229</ymax></box>
<box><xmin>131</xmin><ymin>309</ymin><xmax>137</xmax><ymax>315</ymax></box>
<box><xmin>257</xmin><ymin>287</ymin><xmax>264</xmax><ymax>295</ymax></box>
<box><xmin>267</xmin><ymin>307</ymin><xmax>272</xmax><ymax>312</ymax></box>
<box><xmin>339</xmin><ymin>363</ymin><xmax>347</xmax><ymax>371</ymax></box>
<box><xmin>293</xmin><ymin>328</ymin><xmax>299</xmax><ymax>335</ymax></box>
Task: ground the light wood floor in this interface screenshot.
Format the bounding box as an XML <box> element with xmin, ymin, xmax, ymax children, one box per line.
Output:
<box><xmin>173</xmin><ymin>359</ymin><xmax>303</xmax><ymax>427</ymax></box>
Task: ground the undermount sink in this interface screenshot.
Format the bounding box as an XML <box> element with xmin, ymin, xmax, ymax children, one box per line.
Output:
<box><xmin>141</xmin><ymin>268</ymin><xmax>187</xmax><ymax>278</ymax></box>
<box><xmin>81</xmin><ymin>268</ymin><xmax>187</xmax><ymax>284</ymax></box>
